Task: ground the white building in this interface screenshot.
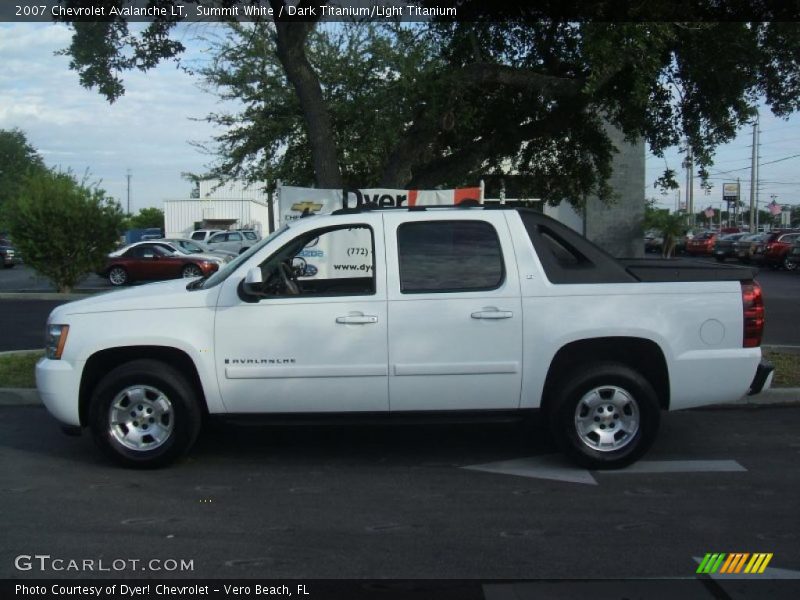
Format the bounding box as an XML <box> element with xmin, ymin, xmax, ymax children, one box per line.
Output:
<box><xmin>164</xmin><ymin>180</ymin><xmax>272</xmax><ymax>238</ymax></box>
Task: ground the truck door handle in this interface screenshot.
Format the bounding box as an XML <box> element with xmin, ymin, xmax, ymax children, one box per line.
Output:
<box><xmin>471</xmin><ymin>309</ymin><xmax>513</xmax><ymax>320</ymax></box>
<box><xmin>336</xmin><ymin>314</ymin><xmax>378</xmax><ymax>324</ymax></box>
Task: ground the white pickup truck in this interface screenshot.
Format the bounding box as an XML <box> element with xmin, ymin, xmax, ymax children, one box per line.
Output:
<box><xmin>36</xmin><ymin>207</ymin><xmax>773</xmax><ymax>469</ymax></box>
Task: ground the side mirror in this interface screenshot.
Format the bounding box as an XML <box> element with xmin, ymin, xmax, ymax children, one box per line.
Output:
<box><xmin>242</xmin><ymin>266</ymin><xmax>264</xmax><ymax>296</ymax></box>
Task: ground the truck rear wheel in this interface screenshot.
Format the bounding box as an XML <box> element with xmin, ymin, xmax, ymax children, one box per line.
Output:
<box><xmin>89</xmin><ymin>359</ymin><xmax>201</xmax><ymax>468</ymax></box>
<box><xmin>549</xmin><ymin>362</ymin><xmax>660</xmax><ymax>469</ymax></box>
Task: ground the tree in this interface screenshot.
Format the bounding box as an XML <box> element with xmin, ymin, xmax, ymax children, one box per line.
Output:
<box><xmin>644</xmin><ymin>200</ymin><xmax>687</xmax><ymax>257</ymax></box>
<box><xmin>5</xmin><ymin>170</ymin><xmax>124</xmax><ymax>293</ymax></box>
<box><xmin>58</xmin><ymin>2</ymin><xmax>800</xmax><ymax>207</ymax></box>
<box><xmin>0</xmin><ymin>129</ymin><xmax>46</xmax><ymax>225</ymax></box>
<box><xmin>125</xmin><ymin>207</ymin><xmax>165</xmax><ymax>230</ymax></box>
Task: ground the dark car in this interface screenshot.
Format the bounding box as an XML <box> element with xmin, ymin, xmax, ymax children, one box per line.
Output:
<box><xmin>751</xmin><ymin>231</ymin><xmax>800</xmax><ymax>270</ymax></box>
<box><xmin>786</xmin><ymin>238</ymin><xmax>800</xmax><ymax>270</ymax></box>
<box><xmin>712</xmin><ymin>232</ymin><xmax>747</xmax><ymax>262</ymax></box>
<box><xmin>733</xmin><ymin>233</ymin><xmax>767</xmax><ymax>263</ymax></box>
<box><xmin>0</xmin><ymin>238</ymin><xmax>22</xmax><ymax>268</ymax></box>
<box><xmin>685</xmin><ymin>231</ymin><xmax>718</xmax><ymax>256</ymax></box>
<box><xmin>99</xmin><ymin>242</ymin><xmax>220</xmax><ymax>286</ymax></box>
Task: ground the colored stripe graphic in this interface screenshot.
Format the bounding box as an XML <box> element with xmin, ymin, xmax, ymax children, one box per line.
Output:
<box><xmin>698</xmin><ymin>553</ymin><xmax>773</xmax><ymax>575</ymax></box>
<box><xmin>697</xmin><ymin>553</ymin><xmax>726</xmax><ymax>574</ymax></box>
<box><xmin>745</xmin><ymin>553</ymin><xmax>773</xmax><ymax>574</ymax></box>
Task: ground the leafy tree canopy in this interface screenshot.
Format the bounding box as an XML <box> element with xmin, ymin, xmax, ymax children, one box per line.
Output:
<box><xmin>125</xmin><ymin>206</ymin><xmax>164</xmax><ymax>230</ymax></box>
<box><xmin>58</xmin><ymin>1</ymin><xmax>800</xmax><ymax>207</ymax></box>
<box><xmin>5</xmin><ymin>170</ymin><xmax>125</xmax><ymax>292</ymax></box>
<box><xmin>0</xmin><ymin>129</ymin><xmax>46</xmax><ymax>218</ymax></box>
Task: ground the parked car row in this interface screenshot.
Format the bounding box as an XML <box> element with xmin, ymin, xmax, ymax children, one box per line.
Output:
<box><xmin>99</xmin><ymin>229</ymin><xmax>262</xmax><ymax>286</ymax></box>
<box><xmin>711</xmin><ymin>230</ymin><xmax>800</xmax><ymax>270</ymax></box>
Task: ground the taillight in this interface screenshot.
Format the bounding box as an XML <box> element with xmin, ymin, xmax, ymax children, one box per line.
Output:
<box><xmin>742</xmin><ymin>281</ymin><xmax>765</xmax><ymax>348</ymax></box>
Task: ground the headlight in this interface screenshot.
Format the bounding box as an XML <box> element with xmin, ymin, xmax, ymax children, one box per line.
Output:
<box><xmin>45</xmin><ymin>324</ymin><xmax>69</xmax><ymax>360</ymax></box>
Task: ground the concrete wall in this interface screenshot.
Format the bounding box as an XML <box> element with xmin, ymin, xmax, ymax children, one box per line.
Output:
<box><xmin>584</xmin><ymin>122</ymin><xmax>645</xmax><ymax>258</ymax></box>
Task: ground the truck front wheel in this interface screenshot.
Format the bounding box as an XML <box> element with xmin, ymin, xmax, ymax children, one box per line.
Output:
<box><xmin>549</xmin><ymin>362</ymin><xmax>660</xmax><ymax>469</ymax></box>
<box><xmin>89</xmin><ymin>359</ymin><xmax>202</xmax><ymax>468</ymax></box>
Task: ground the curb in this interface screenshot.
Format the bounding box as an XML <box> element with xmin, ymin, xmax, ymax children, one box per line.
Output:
<box><xmin>0</xmin><ymin>291</ymin><xmax>101</xmax><ymax>300</ymax></box>
<box><xmin>1</xmin><ymin>387</ymin><xmax>798</xmax><ymax>408</ymax></box>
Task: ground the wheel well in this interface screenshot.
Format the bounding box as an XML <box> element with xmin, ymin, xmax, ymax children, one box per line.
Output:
<box><xmin>540</xmin><ymin>337</ymin><xmax>670</xmax><ymax>414</ymax></box>
<box><xmin>79</xmin><ymin>346</ymin><xmax>208</xmax><ymax>426</ymax></box>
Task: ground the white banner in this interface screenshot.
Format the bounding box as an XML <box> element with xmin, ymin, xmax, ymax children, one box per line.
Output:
<box><xmin>277</xmin><ymin>185</ymin><xmax>482</xmax><ymax>280</ymax></box>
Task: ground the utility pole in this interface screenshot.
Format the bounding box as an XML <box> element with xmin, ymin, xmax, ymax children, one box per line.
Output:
<box><xmin>749</xmin><ymin>113</ymin><xmax>759</xmax><ymax>232</ymax></box>
<box><xmin>685</xmin><ymin>150</ymin><xmax>694</xmax><ymax>226</ymax></box>
<box><xmin>126</xmin><ymin>168</ymin><xmax>132</xmax><ymax>215</ymax></box>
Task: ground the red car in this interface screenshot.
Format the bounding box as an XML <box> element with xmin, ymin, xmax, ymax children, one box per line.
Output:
<box><xmin>100</xmin><ymin>242</ymin><xmax>221</xmax><ymax>286</ymax></box>
<box><xmin>751</xmin><ymin>231</ymin><xmax>800</xmax><ymax>270</ymax></box>
<box><xmin>685</xmin><ymin>232</ymin><xmax>718</xmax><ymax>256</ymax></box>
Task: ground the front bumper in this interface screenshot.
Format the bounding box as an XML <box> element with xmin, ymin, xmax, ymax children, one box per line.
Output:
<box><xmin>35</xmin><ymin>357</ymin><xmax>82</xmax><ymax>427</ymax></box>
<box><xmin>748</xmin><ymin>360</ymin><xmax>775</xmax><ymax>396</ymax></box>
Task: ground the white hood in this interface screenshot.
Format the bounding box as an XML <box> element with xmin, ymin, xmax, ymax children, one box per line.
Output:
<box><xmin>50</xmin><ymin>279</ymin><xmax>217</xmax><ymax>319</ymax></box>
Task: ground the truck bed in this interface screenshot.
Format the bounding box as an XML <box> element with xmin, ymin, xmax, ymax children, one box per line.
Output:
<box><xmin>620</xmin><ymin>258</ymin><xmax>757</xmax><ymax>282</ymax></box>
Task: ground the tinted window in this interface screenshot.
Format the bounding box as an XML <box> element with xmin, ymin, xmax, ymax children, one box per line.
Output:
<box><xmin>208</xmin><ymin>233</ymin><xmax>225</xmax><ymax>243</ymax></box>
<box><xmin>228</xmin><ymin>232</ymin><xmax>243</xmax><ymax>241</ymax></box>
<box><xmin>191</xmin><ymin>232</ymin><xmax>204</xmax><ymax>241</ymax></box>
<box><xmin>243</xmin><ymin>231</ymin><xmax>257</xmax><ymax>240</ymax></box>
<box><xmin>397</xmin><ymin>221</ymin><xmax>504</xmax><ymax>293</ymax></box>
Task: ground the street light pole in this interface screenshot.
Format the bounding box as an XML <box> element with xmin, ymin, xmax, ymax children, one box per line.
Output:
<box><xmin>126</xmin><ymin>168</ymin><xmax>132</xmax><ymax>215</ymax></box>
<box><xmin>750</xmin><ymin>113</ymin><xmax>760</xmax><ymax>232</ymax></box>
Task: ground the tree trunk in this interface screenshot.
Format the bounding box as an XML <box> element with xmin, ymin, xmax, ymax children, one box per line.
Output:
<box><xmin>273</xmin><ymin>18</ymin><xmax>342</xmax><ymax>189</ymax></box>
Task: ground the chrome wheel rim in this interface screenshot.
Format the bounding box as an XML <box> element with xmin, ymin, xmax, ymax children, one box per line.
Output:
<box><xmin>574</xmin><ymin>386</ymin><xmax>639</xmax><ymax>452</ymax></box>
<box><xmin>182</xmin><ymin>265</ymin><xmax>202</xmax><ymax>278</ymax></box>
<box><xmin>108</xmin><ymin>385</ymin><xmax>174</xmax><ymax>451</ymax></box>
<box><xmin>109</xmin><ymin>268</ymin><xmax>126</xmax><ymax>285</ymax></box>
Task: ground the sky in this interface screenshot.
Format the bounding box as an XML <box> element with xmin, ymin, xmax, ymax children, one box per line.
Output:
<box><xmin>2</xmin><ymin>21</ymin><xmax>800</xmax><ymax>215</ymax></box>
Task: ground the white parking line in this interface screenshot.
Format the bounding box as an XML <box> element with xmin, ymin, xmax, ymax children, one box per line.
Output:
<box><xmin>462</xmin><ymin>456</ymin><xmax>747</xmax><ymax>485</ymax></box>
<box><xmin>462</xmin><ymin>455</ymin><xmax>598</xmax><ymax>485</ymax></box>
<box><xmin>601</xmin><ymin>460</ymin><xmax>746</xmax><ymax>474</ymax></box>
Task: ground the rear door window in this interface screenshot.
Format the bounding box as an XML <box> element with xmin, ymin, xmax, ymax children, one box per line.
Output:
<box><xmin>397</xmin><ymin>221</ymin><xmax>504</xmax><ymax>293</ymax></box>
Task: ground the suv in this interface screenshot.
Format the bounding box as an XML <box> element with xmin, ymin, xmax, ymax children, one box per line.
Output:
<box><xmin>190</xmin><ymin>229</ymin><xmax>222</xmax><ymax>243</ymax></box>
<box><xmin>751</xmin><ymin>231</ymin><xmax>800</xmax><ymax>270</ymax></box>
<box><xmin>206</xmin><ymin>230</ymin><xmax>257</xmax><ymax>254</ymax></box>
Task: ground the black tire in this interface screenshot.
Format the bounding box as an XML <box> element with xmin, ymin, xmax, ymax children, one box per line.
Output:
<box><xmin>782</xmin><ymin>256</ymin><xmax>797</xmax><ymax>272</ymax></box>
<box><xmin>108</xmin><ymin>266</ymin><xmax>128</xmax><ymax>286</ymax></box>
<box><xmin>548</xmin><ymin>362</ymin><xmax>660</xmax><ymax>469</ymax></box>
<box><xmin>89</xmin><ymin>359</ymin><xmax>202</xmax><ymax>468</ymax></box>
<box><xmin>181</xmin><ymin>263</ymin><xmax>203</xmax><ymax>279</ymax></box>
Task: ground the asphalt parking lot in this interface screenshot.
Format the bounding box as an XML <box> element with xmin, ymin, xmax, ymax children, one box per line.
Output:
<box><xmin>1</xmin><ymin>405</ymin><xmax>799</xmax><ymax>582</ymax></box>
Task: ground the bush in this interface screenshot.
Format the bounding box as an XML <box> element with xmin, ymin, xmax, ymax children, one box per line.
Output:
<box><xmin>5</xmin><ymin>170</ymin><xmax>124</xmax><ymax>292</ymax></box>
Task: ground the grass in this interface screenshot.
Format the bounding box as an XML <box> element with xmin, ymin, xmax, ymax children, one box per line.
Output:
<box><xmin>0</xmin><ymin>349</ymin><xmax>798</xmax><ymax>390</ymax></box>
<box><xmin>0</xmin><ymin>351</ymin><xmax>43</xmax><ymax>388</ymax></box>
<box><xmin>763</xmin><ymin>349</ymin><xmax>800</xmax><ymax>388</ymax></box>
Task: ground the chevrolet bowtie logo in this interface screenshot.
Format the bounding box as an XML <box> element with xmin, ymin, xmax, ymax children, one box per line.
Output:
<box><xmin>291</xmin><ymin>201</ymin><xmax>324</xmax><ymax>213</ymax></box>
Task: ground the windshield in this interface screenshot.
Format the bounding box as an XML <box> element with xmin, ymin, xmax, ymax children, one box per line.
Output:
<box><xmin>169</xmin><ymin>239</ymin><xmax>204</xmax><ymax>254</ymax></box>
<box><xmin>196</xmin><ymin>224</ymin><xmax>290</xmax><ymax>290</ymax></box>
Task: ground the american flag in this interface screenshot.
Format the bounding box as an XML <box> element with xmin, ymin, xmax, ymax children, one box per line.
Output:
<box><xmin>768</xmin><ymin>200</ymin><xmax>782</xmax><ymax>216</ymax></box>
<box><xmin>704</xmin><ymin>206</ymin><xmax>715</xmax><ymax>219</ymax></box>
